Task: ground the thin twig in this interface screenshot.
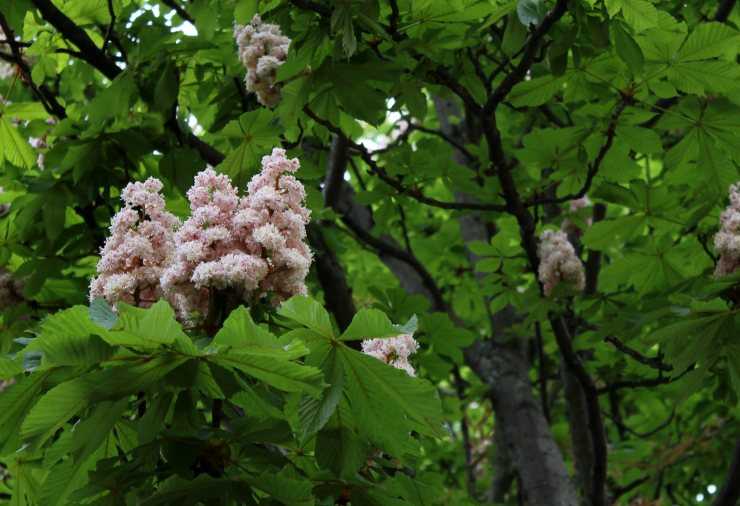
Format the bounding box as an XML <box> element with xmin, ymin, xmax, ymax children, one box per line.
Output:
<box><xmin>604</xmin><ymin>336</ymin><xmax>672</xmax><ymax>371</ymax></box>
<box><xmin>304</xmin><ymin>106</ymin><xmax>507</xmax><ymax>212</ymax></box>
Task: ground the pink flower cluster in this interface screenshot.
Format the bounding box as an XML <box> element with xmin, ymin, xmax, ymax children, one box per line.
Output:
<box><xmin>537</xmin><ymin>230</ymin><xmax>585</xmax><ymax>297</ymax></box>
<box><xmin>714</xmin><ymin>184</ymin><xmax>740</xmax><ymax>277</ymax></box>
<box><xmin>91</xmin><ymin>149</ymin><xmax>312</xmax><ymax>323</ymax></box>
<box><xmin>90</xmin><ymin>178</ymin><xmax>180</xmax><ymax>308</ymax></box>
<box><xmin>561</xmin><ymin>196</ymin><xmax>593</xmax><ymax>234</ymax></box>
<box><xmin>234</xmin><ymin>14</ymin><xmax>290</xmax><ymax>107</ymax></box>
<box><xmin>362</xmin><ymin>334</ymin><xmax>419</xmax><ymax>376</ymax></box>
<box><xmin>160</xmin><ymin>148</ymin><xmax>312</xmax><ymax>321</ymax></box>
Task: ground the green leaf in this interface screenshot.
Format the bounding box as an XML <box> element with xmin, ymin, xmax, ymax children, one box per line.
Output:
<box><xmin>159</xmin><ymin>147</ymin><xmax>206</xmax><ymax>195</ymax></box>
<box><xmin>340</xmin><ymin>308</ymin><xmax>398</xmax><ymax>341</ymax></box>
<box><xmin>315</xmin><ymin>427</ymin><xmax>366</xmax><ymax>480</ymax></box>
<box><xmin>606</xmin><ymin>0</ymin><xmax>657</xmax><ymax>32</ymax></box>
<box><xmin>28</xmin><ymin>306</ymin><xmax>114</xmax><ymax>368</ymax></box>
<box><xmin>40</xmin><ymin>399</ymin><xmax>127</xmax><ymax>506</ymax></box>
<box><xmin>209</xmin><ymin>351</ymin><xmax>324</xmax><ymax>396</ymax></box>
<box><xmin>117</xmin><ymin>300</ymin><xmax>183</xmax><ymax>347</ymax></box>
<box><xmin>141</xmin><ymin>475</ymin><xmax>247</xmax><ymax>505</ymax></box>
<box><xmin>338</xmin><ymin>346</ymin><xmax>444</xmax><ymax>452</ymax></box>
<box><xmin>331</xmin><ymin>4</ymin><xmax>357</xmax><ymax>58</ymax></box>
<box><xmin>278</xmin><ymin>296</ymin><xmax>335</xmax><ymax>340</ymax></box>
<box><xmin>243</xmin><ymin>469</ymin><xmax>314</xmax><ymax>506</ymax></box>
<box><xmin>154</xmin><ymin>61</ymin><xmax>179</xmax><ymax>114</ymax></box>
<box><xmin>234</xmin><ymin>0</ymin><xmax>257</xmax><ymax>24</ymax></box>
<box><xmin>3</xmin><ymin>102</ymin><xmax>49</xmax><ymax>121</ymax></box>
<box><xmin>616</xmin><ymin>125</ymin><xmax>661</xmax><ymax>154</ymax></box>
<box><xmin>21</xmin><ymin>355</ymin><xmax>186</xmax><ymax>443</ymax></box>
<box><xmin>668</xmin><ymin>60</ymin><xmax>739</xmax><ymax>95</ymax></box>
<box><xmin>298</xmin><ymin>344</ymin><xmax>344</xmax><ymax>441</ymax></box>
<box><xmin>218</xmin><ymin>109</ymin><xmax>280</xmax><ymax>186</ymax></box>
<box><xmin>613</xmin><ymin>22</ymin><xmax>644</xmax><ymax>74</ymax></box>
<box><xmin>21</xmin><ymin>377</ymin><xmax>94</xmax><ymax>443</ymax></box>
<box><xmin>88</xmin><ymin>72</ymin><xmax>137</xmax><ymax>124</ymax></box>
<box><xmin>509</xmin><ymin>74</ymin><xmax>567</xmax><ymax>107</ymax></box>
<box><xmin>0</xmin><ymin>355</ymin><xmax>22</xmax><ymax>379</ymax></box>
<box><xmin>212</xmin><ymin>306</ymin><xmax>279</xmax><ymax>348</ymax></box>
<box><xmin>0</xmin><ymin>116</ymin><xmax>35</xmax><ymax>168</ymax></box>
<box><xmin>0</xmin><ymin>373</ymin><xmax>47</xmax><ymax>454</ymax></box>
<box><xmin>677</xmin><ymin>22</ymin><xmax>739</xmax><ymax>62</ymax></box>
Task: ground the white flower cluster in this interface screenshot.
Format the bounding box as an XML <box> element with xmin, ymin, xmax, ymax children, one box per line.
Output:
<box><xmin>714</xmin><ymin>183</ymin><xmax>740</xmax><ymax>277</ymax></box>
<box><xmin>361</xmin><ymin>333</ymin><xmax>420</xmax><ymax>376</ymax></box>
<box><xmin>234</xmin><ymin>15</ymin><xmax>290</xmax><ymax>107</ymax></box>
<box><xmin>537</xmin><ymin>229</ymin><xmax>585</xmax><ymax>297</ymax></box>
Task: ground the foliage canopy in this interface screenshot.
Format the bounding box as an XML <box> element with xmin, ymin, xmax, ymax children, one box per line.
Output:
<box><xmin>1</xmin><ymin>0</ymin><xmax>740</xmax><ymax>505</ymax></box>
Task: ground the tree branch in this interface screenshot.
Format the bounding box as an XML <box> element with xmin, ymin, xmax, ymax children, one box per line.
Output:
<box><xmin>102</xmin><ymin>0</ymin><xmax>116</xmax><ymax>51</ymax></box>
<box><xmin>526</xmin><ymin>96</ymin><xmax>628</xmax><ymax>207</ymax></box>
<box><xmin>597</xmin><ymin>366</ymin><xmax>692</xmax><ymax>395</ymax></box>
<box><xmin>160</xmin><ymin>0</ymin><xmax>195</xmax><ymax>23</ymax></box>
<box><xmin>453</xmin><ymin>366</ymin><xmax>477</xmax><ymax>499</ymax></box>
<box><xmin>408</xmin><ymin>123</ymin><xmax>477</xmax><ymax>164</ymax></box>
<box><xmin>713</xmin><ymin>438</ymin><xmax>740</xmax><ymax>506</ymax></box>
<box><xmin>551</xmin><ymin>317</ymin><xmax>608</xmax><ymax>506</ymax></box>
<box><xmin>483</xmin><ymin>0</ymin><xmax>569</xmax><ymax>115</ymax></box>
<box><xmin>30</xmin><ymin>0</ymin><xmax>122</xmax><ymax>79</ymax></box>
<box><xmin>584</xmin><ymin>203</ymin><xmax>606</xmax><ymax>294</ymax></box>
<box><xmin>604</xmin><ymin>335</ymin><xmax>672</xmax><ymax>372</ymax></box>
<box><xmin>715</xmin><ymin>0</ymin><xmax>737</xmax><ymax>22</ymax></box>
<box><xmin>304</xmin><ymin>106</ymin><xmax>508</xmax><ymax>212</ymax></box>
<box><xmin>0</xmin><ymin>12</ymin><xmax>67</xmax><ymax>118</ymax></box>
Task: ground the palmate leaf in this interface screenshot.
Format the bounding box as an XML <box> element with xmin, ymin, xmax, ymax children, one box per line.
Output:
<box><xmin>209</xmin><ymin>350</ymin><xmax>324</xmax><ymax>396</ymax></box>
<box><xmin>677</xmin><ymin>22</ymin><xmax>740</xmax><ymax>62</ymax></box>
<box><xmin>0</xmin><ymin>116</ymin><xmax>36</xmax><ymax>168</ymax></box>
<box><xmin>218</xmin><ymin>109</ymin><xmax>281</xmax><ymax>186</ymax></box>
<box><xmin>508</xmin><ymin>74</ymin><xmax>567</xmax><ymax>107</ymax></box>
<box><xmin>278</xmin><ymin>296</ymin><xmax>335</xmax><ymax>339</ymax></box>
<box><xmin>31</xmin><ymin>304</ymin><xmax>158</xmax><ymax>353</ymax></box>
<box><xmin>20</xmin><ymin>377</ymin><xmax>93</xmax><ymax>444</ymax></box>
<box><xmin>39</xmin><ymin>400</ymin><xmax>125</xmax><ymax>506</ymax></box>
<box><xmin>0</xmin><ymin>355</ymin><xmax>22</xmax><ymax>379</ymax></box>
<box><xmin>20</xmin><ymin>355</ymin><xmax>187</xmax><ymax>444</ymax></box>
<box><xmin>298</xmin><ymin>343</ymin><xmax>344</xmax><ymax>442</ymax></box>
<box><xmin>242</xmin><ymin>469</ymin><xmax>314</xmax><ymax>506</ymax></box>
<box><xmin>339</xmin><ymin>308</ymin><xmax>398</xmax><ymax>341</ymax></box>
<box><xmin>667</xmin><ymin>60</ymin><xmax>740</xmax><ymax>95</ymax></box>
<box><xmin>315</xmin><ymin>426</ymin><xmax>366</xmax><ymax>480</ymax></box>
<box><xmin>212</xmin><ymin>306</ymin><xmax>279</xmax><ymax>348</ymax></box>
<box><xmin>647</xmin><ymin>311</ymin><xmax>735</xmax><ymax>373</ymax></box>
<box><xmin>338</xmin><ymin>345</ymin><xmax>444</xmax><ymax>454</ymax></box>
<box><xmin>7</xmin><ymin>454</ymin><xmax>45</xmax><ymax>506</ymax></box>
<box><xmin>605</xmin><ymin>0</ymin><xmax>657</xmax><ymax>32</ymax></box>
<box><xmin>140</xmin><ymin>475</ymin><xmax>252</xmax><ymax>505</ymax></box>
<box><xmin>116</xmin><ymin>299</ymin><xmax>183</xmax><ymax>346</ymax></box>
<box><xmin>0</xmin><ymin>373</ymin><xmax>48</xmax><ymax>455</ymax></box>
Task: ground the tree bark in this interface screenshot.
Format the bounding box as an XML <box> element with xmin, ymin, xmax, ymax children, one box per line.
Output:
<box><xmin>466</xmin><ymin>341</ymin><xmax>579</xmax><ymax>506</ymax></box>
<box><xmin>434</xmin><ymin>96</ymin><xmax>580</xmax><ymax>505</ymax></box>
